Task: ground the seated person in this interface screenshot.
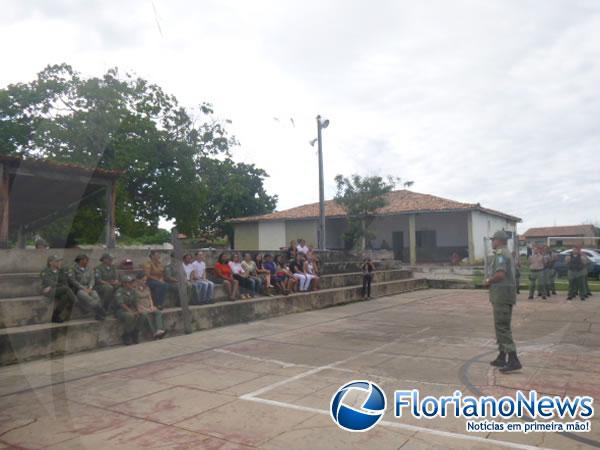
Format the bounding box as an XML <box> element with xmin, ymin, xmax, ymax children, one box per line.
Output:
<box><xmin>242</xmin><ymin>253</ymin><xmax>266</xmax><ymax>296</ymax></box>
<box><xmin>164</xmin><ymin>252</ymin><xmax>180</xmax><ymax>287</ymax></box>
<box><xmin>255</xmin><ymin>253</ymin><xmax>274</xmax><ymax>290</ymax></box>
<box><xmin>296</xmin><ymin>239</ymin><xmax>309</xmax><ymax>256</ymax></box>
<box><xmin>305</xmin><ymin>253</ymin><xmax>320</xmax><ymax>291</ymax></box>
<box><xmin>182</xmin><ymin>253</ymin><xmax>201</xmax><ymax>302</ymax></box>
<box><xmin>290</xmin><ymin>253</ymin><xmax>309</xmax><ymax>291</ymax></box>
<box><xmin>114</xmin><ymin>274</ymin><xmax>142</xmax><ymax>345</ymax></box>
<box><xmin>68</xmin><ymin>254</ymin><xmax>106</xmax><ymax>320</ymax></box>
<box><xmin>135</xmin><ymin>272</ymin><xmax>166</xmax><ymax>339</ymax></box>
<box><xmin>286</xmin><ymin>240</ymin><xmax>297</xmax><ymax>261</ymax></box>
<box><xmin>40</xmin><ymin>255</ymin><xmax>76</xmax><ymax>323</ymax></box>
<box><xmin>192</xmin><ymin>251</ymin><xmax>215</xmax><ymax>304</ymax></box>
<box><xmin>143</xmin><ymin>250</ymin><xmax>168</xmax><ymax>310</ymax></box>
<box><xmin>229</xmin><ymin>253</ymin><xmax>256</xmax><ymax>299</ymax></box>
<box><xmin>94</xmin><ymin>253</ymin><xmax>119</xmax><ymax>311</ymax></box>
<box><xmin>275</xmin><ymin>255</ymin><xmax>297</xmax><ymax>294</ymax></box>
<box><xmin>214</xmin><ymin>253</ymin><xmax>239</xmax><ymax>301</ymax></box>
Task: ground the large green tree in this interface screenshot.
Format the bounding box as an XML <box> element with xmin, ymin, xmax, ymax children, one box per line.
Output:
<box><xmin>0</xmin><ymin>64</ymin><xmax>276</xmax><ymax>244</ymax></box>
<box><xmin>334</xmin><ymin>174</ymin><xmax>400</xmax><ymax>250</ymax></box>
<box><xmin>197</xmin><ymin>157</ymin><xmax>278</xmax><ymax>244</ymax></box>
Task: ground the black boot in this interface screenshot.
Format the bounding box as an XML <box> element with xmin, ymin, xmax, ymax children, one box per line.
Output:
<box><xmin>490</xmin><ymin>352</ymin><xmax>506</xmax><ymax>367</ymax></box>
<box><xmin>51</xmin><ymin>310</ymin><xmax>64</xmax><ymax>323</ymax></box>
<box><xmin>94</xmin><ymin>306</ymin><xmax>106</xmax><ymax>321</ymax></box>
<box><xmin>130</xmin><ymin>330</ymin><xmax>139</xmax><ymax>344</ymax></box>
<box><xmin>499</xmin><ymin>352</ymin><xmax>522</xmax><ymax>373</ymax></box>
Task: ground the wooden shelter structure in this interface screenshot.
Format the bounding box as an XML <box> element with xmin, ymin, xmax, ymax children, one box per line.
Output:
<box><xmin>0</xmin><ymin>156</ymin><xmax>121</xmax><ymax>249</ymax></box>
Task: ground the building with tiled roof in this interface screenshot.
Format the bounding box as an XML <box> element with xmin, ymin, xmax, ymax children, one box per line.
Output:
<box><xmin>230</xmin><ymin>190</ymin><xmax>521</xmax><ymax>263</ymax></box>
<box><xmin>522</xmin><ymin>225</ymin><xmax>599</xmax><ymax>247</ymax></box>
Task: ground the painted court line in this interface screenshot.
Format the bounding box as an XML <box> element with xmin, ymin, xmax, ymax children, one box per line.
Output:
<box><xmin>243</xmin><ymin>395</ymin><xmax>558</xmax><ymax>450</ymax></box>
<box><xmin>237</xmin><ymin>330</ymin><xmax>560</xmax><ymax>450</ymax></box>
<box><xmin>242</xmin><ymin>328</ymin><xmax>431</xmax><ymax>399</ymax></box>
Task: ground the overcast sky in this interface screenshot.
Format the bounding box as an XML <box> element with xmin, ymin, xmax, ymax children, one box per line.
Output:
<box><xmin>2</xmin><ymin>0</ymin><xmax>599</xmax><ymax>232</ymax></box>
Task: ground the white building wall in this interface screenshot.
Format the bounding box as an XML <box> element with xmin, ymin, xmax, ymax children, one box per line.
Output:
<box><xmin>258</xmin><ymin>221</ymin><xmax>286</xmax><ymax>250</ymax></box>
<box><xmin>369</xmin><ymin>213</ymin><xmax>468</xmax><ymax>249</ymax></box>
<box><xmin>471</xmin><ymin>210</ymin><xmax>517</xmax><ymax>259</ymax></box>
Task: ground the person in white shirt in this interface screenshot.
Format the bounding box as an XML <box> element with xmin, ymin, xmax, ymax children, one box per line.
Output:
<box><xmin>229</xmin><ymin>253</ymin><xmax>256</xmax><ymax>299</ymax></box>
<box><xmin>296</xmin><ymin>239</ymin><xmax>309</xmax><ymax>255</ymax></box>
<box><xmin>191</xmin><ymin>251</ymin><xmax>214</xmax><ymax>304</ymax></box>
<box><xmin>182</xmin><ymin>254</ymin><xmax>203</xmax><ymax>304</ymax></box>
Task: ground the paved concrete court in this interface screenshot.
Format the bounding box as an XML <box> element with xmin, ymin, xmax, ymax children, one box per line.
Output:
<box><xmin>1</xmin><ymin>289</ymin><xmax>599</xmax><ymax>450</ymax></box>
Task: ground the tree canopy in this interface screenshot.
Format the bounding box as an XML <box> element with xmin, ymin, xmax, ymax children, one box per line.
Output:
<box><xmin>334</xmin><ymin>174</ymin><xmax>399</xmax><ymax>250</ymax></box>
<box><xmin>0</xmin><ymin>64</ymin><xmax>277</xmax><ymax>245</ymax></box>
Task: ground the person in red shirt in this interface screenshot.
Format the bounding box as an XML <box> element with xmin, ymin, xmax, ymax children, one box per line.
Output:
<box><xmin>214</xmin><ymin>253</ymin><xmax>239</xmax><ymax>301</ymax></box>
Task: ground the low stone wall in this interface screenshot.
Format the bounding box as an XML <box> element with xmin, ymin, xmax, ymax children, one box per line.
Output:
<box><xmin>0</xmin><ymin>277</ymin><xmax>428</xmax><ymax>365</ymax></box>
<box><xmin>0</xmin><ymin>248</ymin><xmax>364</xmax><ymax>274</ymax></box>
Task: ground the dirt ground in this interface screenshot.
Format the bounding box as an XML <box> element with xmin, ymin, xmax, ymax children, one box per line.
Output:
<box><xmin>1</xmin><ymin>289</ymin><xmax>599</xmax><ymax>450</ymax></box>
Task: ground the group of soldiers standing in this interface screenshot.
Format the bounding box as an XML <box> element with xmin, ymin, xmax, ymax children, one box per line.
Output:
<box><xmin>525</xmin><ymin>245</ymin><xmax>593</xmax><ymax>301</ymax></box>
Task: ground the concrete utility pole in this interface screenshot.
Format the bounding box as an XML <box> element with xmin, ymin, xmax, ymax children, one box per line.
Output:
<box><xmin>316</xmin><ymin>115</ymin><xmax>329</xmax><ymax>250</ymax></box>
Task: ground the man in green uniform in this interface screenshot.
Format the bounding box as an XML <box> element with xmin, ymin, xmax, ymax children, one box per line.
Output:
<box><xmin>528</xmin><ymin>246</ymin><xmax>546</xmax><ymax>300</ymax></box>
<box><xmin>94</xmin><ymin>253</ymin><xmax>119</xmax><ymax>311</ymax></box>
<box><xmin>164</xmin><ymin>252</ymin><xmax>180</xmax><ymax>304</ymax></box>
<box><xmin>40</xmin><ymin>255</ymin><xmax>77</xmax><ymax>323</ymax></box>
<box><xmin>484</xmin><ymin>230</ymin><xmax>522</xmax><ymax>373</ymax></box>
<box><xmin>68</xmin><ymin>254</ymin><xmax>106</xmax><ymax>320</ymax></box>
<box><xmin>566</xmin><ymin>246</ymin><xmax>587</xmax><ymax>301</ymax></box>
<box><xmin>114</xmin><ymin>274</ymin><xmax>141</xmax><ymax>345</ymax></box>
<box><xmin>545</xmin><ymin>247</ymin><xmax>558</xmax><ymax>296</ymax></box>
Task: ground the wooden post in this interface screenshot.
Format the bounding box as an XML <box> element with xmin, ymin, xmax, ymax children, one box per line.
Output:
<box><xmin>0</xmin><ymin>163</ymin><xmax>9</xmax><ymax>249</ymax></box>
<box><xmin>105</xmin><ymin>181</ymin><xmax>116</xmax><ymax>248</ymax></box>
<box><xmin>409</xmin><ymin>214</ymin><xmax>416</xmax><ymax>265</ymax></box>
<box><xmin>171</xmin><ymin>229</ymin><xmax>193</xmax><ymax>334</ymax></box>
<box><xmin>467</xmin><ymin>211</ymin><xmax>475</xmax><ymax>264</ymax></box>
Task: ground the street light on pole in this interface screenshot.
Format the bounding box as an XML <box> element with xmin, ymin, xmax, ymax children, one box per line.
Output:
<box><xmin>316</xmin><ymin>115</ymin><xmax>329</xmax><ymax>250</ymax></box>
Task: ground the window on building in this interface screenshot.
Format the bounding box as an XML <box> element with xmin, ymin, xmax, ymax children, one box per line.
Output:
<box><xmin>416</xmin><ymin>230</ymin><xmax>436</xmax><ymax>248</ymax></box>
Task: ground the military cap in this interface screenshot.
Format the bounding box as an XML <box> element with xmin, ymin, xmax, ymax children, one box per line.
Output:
<box><xmin>47</xmin><ymin>254</ymin><xmax>63</xmax><ymax>264</ymax></box>
<box><xmin>74</xmin><ymin>253</ymin><xmax>89</xmax><ymax>262</ymax></box>
<box><xmin>121</xmin><ymin>274</ymin><xmax>135</xmax><ymax>283</ymax></box>
<box><xmin>491</xmin><ymin>230</ymin><xmax>509</xmax><ymax>241</ymax></box>
<box><xmin>100</xmin><ymin>253</ymin><xmax>114</xmax><ymax>261</ymax></box>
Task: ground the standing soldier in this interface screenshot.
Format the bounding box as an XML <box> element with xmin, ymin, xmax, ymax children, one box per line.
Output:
<box><xmin>484</xmin><ymin>230</ymin><xmax>522</xmax><ymax>373</ymax></box>
<box><xmin>528</xmin><ymin>246</ymin><xmax>546</xmax><ymax>300</ymax></box>
<box><xmin>114</xmin><ymin>274</ymin><xmax>141</xmax><ymax>345</ymax></box>
<box><xmin>566</xmin><ymin>247</ymin><xmax>587</xmax><ymax>301</ymax></box>
<box><xmin>513</xmin><ymin>251</ymin><xmax>521</xmax><ymax>294</ymax></box>
<box><xmin>68</xmin><ymin>254</ymin><xmax>106</xmax><ymax>320</ymax></box>
<box><xmin>583</xmin><ymin>254</ymin><xmax>592</xmax><ymax>299</ymax></box>
<box><xmin>545</xmin><ymin>247</ymin><xmax>558</xmax><ymax>296</ymax></box>
<box><xmin>94</xmin><ymin>253</ymin><xmax>119</xmax><ymax>311</ymax></box>
<box><xmin>40</xmin><ymin>255</ymin><xmax>76</xmax><ymax>323</ymax></box>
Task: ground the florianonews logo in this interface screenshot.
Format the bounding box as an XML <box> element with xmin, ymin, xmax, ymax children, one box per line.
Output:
<box><xmin>330</xmin><ymin>380</ymin><xmax>387</xmax><ymax>432</ymax></box>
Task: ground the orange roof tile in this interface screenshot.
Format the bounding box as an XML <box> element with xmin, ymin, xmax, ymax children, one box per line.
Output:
<box><xmin>230</xmin><ymin>190</ymin><xmax>521</xmax><ymax>223</ymax></box>
<box><xmin>523</xmin><ymin>225</ymin><xmax>598</xmax><ymax>238</ymax></box>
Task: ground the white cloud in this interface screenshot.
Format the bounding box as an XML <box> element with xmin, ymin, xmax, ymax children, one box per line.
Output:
<box><xmin>1</xmin><ymin>0</ymin><xmax>599</xmax><ymax>232</ymax></box>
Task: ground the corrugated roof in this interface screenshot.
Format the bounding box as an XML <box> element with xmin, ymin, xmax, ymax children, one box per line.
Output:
<box><xmin>0</xmin><ymin>155</ymin><xmax>123</xmax><ymax>179</ymax></box>
<box><xmin>523</xmin><ymin>225</ymin><xmax>598</xmax><ymax>238</ymax></box>
<box><xmin>230</xmin><ymin>190</ymin><xmax>521</xmax><ymax>223</ymax></box>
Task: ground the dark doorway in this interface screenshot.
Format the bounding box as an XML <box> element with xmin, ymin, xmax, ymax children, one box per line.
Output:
<box><xmin>392</xmin><ymin>231</ymin><xmax>404</xmax><ymax>260</ymax></box>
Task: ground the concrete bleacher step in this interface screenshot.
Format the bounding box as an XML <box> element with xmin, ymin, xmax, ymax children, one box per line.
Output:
<box><xmin>0</xmin><ymin>277</ymin><xmax>428</xmax><ymax>365</ymax></box>
<box><xmin>321</xmin><ymin>260</ymin><xmax>403</xmax><ymax>274</ymax></box>
<box><xmin>0</xmin><ymin>269</ymin><xmax>413</xmax><ymax>328</ymax></box>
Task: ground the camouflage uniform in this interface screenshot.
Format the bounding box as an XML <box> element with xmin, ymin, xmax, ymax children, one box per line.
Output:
<box><xmin>94</xmin><ymin>258</ymin><xmax>118</xmax><ymax>311</ymax></box>
<box><xmin>114</xmin><ymin>278</ymin><xmax>141</xmax><ymax>343</ymax></box>
<box><xmin>68</xmin><ymin>258</ymin><xmax>104</xmax><ymax>316</ymax></box>
<box><xmin>40</xmin><ymin>258</ymin><xmax>76</xmax><ymax>322</ymax></box>
<box><xmin>489</xmin><ymin>247</ymin><xmax>517</xmax><ymax>353</ymax></box>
